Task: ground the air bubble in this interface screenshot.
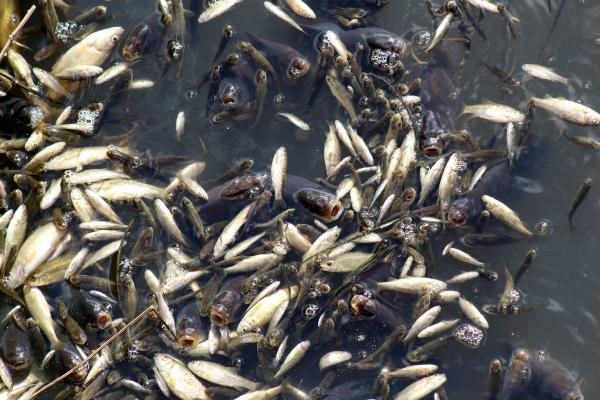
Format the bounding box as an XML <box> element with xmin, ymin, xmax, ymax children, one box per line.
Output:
<box><xmin>535</xmin><ymin>219</ymin><xmax>553</xmax><ymax>236</ymax></box>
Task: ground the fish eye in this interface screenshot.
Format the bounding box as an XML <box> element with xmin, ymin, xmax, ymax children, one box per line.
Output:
<box><xmin>111</xmin><ymin>35</ymin><xmax>119</xmax><ymax>44</ymax></box>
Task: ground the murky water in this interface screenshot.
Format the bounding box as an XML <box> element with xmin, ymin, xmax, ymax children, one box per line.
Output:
<box><xmin>3</xmin><ymin>0</ymin><xmax>600</xmax><ymax>398</ymax></box>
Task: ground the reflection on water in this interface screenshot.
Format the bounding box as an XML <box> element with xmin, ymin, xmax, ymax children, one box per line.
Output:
<box><xmin>1</xmin><ymin>0</ymin><xmax>600</xmax><ymax>398</ymax></box>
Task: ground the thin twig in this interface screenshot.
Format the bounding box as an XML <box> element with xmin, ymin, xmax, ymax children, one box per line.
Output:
<box><xmin>0</xmin><ymin>5</ymin><xmax>37</xmax><ymax>63</ymax></box>
<box><xmin>30</xmin><ymin>306</ymin><xmax>153</xmax><ymax>399</ymax></box>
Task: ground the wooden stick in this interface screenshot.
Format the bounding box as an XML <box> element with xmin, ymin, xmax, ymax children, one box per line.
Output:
<box><xmin>29</xmin><ymin>306</ymin><xmax>153</xmax><ymax>399</ymax></box>
<box><xmin>0</xmin><ymin>5</ymin><xmax>37</xmax><ymax>63</ymax></box>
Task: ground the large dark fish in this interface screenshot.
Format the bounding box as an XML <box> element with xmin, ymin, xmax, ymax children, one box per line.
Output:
<box><xmin>306</xmin><ymin>23</ymin><xmax>408</xmax><ymax>76</ymax></box>
<box><xmin>447</xmin><ymin>160</ymin><xmax>511</xmax><ymax>226</ymax></box>
<box><xmin>246</xmin><ymin>33</ymin><xmax>311</xmax><ymax>82</ymax></box>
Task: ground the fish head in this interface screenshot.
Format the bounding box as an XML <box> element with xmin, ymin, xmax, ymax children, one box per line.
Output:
<box><xmin>7</xmin><ymin>346</ymin><xmax>32</xmax><ymax>371</ymax></box>
<box><xmin>295</xmin><ymin>188</ymin><xmax>343</xmax><ymax>222</ymax></box>
<box><xmin>92</xmin><ymin>27</ymin><xmax>124</xmax><ymax>53</ymax></box>
<box><xmin>220</xmin><ymin>173</ymin><xmax>266</xmax><ymax>200</ymax></box>
<box><xmin>420</xmin><ymin>110</ymin><xmax>446</xmax><ymax>157</ymax></box>
<box><xmin>177</xmin><ymin>328</ymin><xmax>204</xmax><ymax>348</ymax></box>
<box><xmin>55</xmin><ymin>347</ymin><xmax>89</xmax><ymax>384</ymax></box>
<box><xmin>287</xmin><ymin>57</ymin><xmax>310</xmax><ymax>80</ymax></box>
<box><xmin>122</xmin><ymin>23</ymin><xmax>151</xmax><ymax>61</ymax></box>
<box><xmin>219</xmin><ymin>83</ymin><xmax>243</xmax><ymax>109</ymax></box>
<box><xmin>350</xmin><ymin>294</ymin><xmax>379</xmax><ymax>319</ymax></box>
<box><xmin>210</xmin><ymin>303</ymin><xmax>231</xmax><ymax>326</ymax></box>
<box><xmin>447</xmin><ymin>196</ymin><xmax>476</xmax><ymax>226</ymax></box>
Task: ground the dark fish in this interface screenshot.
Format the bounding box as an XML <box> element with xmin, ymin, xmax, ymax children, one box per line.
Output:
<box><xmin>47</xmin><ymin>346</ymin><xmax>89</xmax><ymax>385</ymax></box>
<box><xmin>447</xmin><ymin>160</ymin><xmax>511</xmax><ymax>226</ymax></box>
<box><xmin>418</xmin><ymin>66</ymin><xmax>458</xmax><ymax>157</ymax></box>
<box><xmin>514</xmin><ymin>248</ymin><xmax>537</xmax><ymax>287</ymax></box>
<box><xmin>1</xmin><ymin>323</ymin><xmax>32</xmax><ymax>371</ymax></box>
<box><xmin>246</xmin><ymin>33</ymin><xmax>311</xmax><ymax>81</ymax></box>
<box><xmin>568</xmin><ymin>178</ymin><xmax>592</xmax><ymax>230</ymax></box>
<box><xmin>122</xmin><ymin>12</ymin><xmax>167</xmax><ymax>61</ymax></box>
<box><xmin>284</xmin><ymin>175</ymin><xmax>343</xmax><ymax>222</ymax></box>
<box><xmin>308</xmin><ymin>24</ymin><xmax>407</xmax><ymax>75</ymax></box>
<box><xmin>529</xmin><ymin>350</ymin><xmax>583</xmax><ymax>400</ymax></box>
<box><xmin>70</xmin><ymin>289</ymin><xmax>113</xmax><ymax>329</ymax></box>
<box><xmin>176</xmin><ymin>302</ymin><xmax>205</xmax><ymax>348</ymax></box>
<box><xmin>210</xmin><ymin>276</ymin><xmax>245</xmax><ymax>325</ymax></box>
<box><xmin>214</xmin><ymin>60</ymin><xmax>256</xmax><ymax>116</ymax></box>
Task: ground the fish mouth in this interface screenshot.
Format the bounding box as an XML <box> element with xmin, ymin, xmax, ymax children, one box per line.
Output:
<box><xmin>70</xmin><ymin>365</ymin><xmax>89</xmax><ymax>384</ymax></box>
<box><xmin>326</xmin><ymin>201</ymin><xmax>344</xmax><ymax>221</ymax></box>
<box><xmin>210</xmin><ymin>305</ymin><xmax>229</xmax><ymax>326</ymax></box>
<box><xmin>177</xmin><ymin>332</ymin><xmax>201</xmax><ymax>348</ymax></box>
<box><xmin>421</xmin><ymin>138</ymin><xmax>443</xmax><ymax>157</ymax></box>
<box><xmin>447</xmin><ymin>208</ymin><xmax>467</xmax><ymax>226</ymax></box>
<box><xmin>350</xmin><ymin>295</ymin><xmax>377</xmax><ymax>319</ymax></box>
<box><xmin>96</xmin><ymin>312</ymin><xmax>112</xmax><ymax>329</ymax></box>
<box><xmin>422</xmin><ymin>144</ymin><xmax>443</xmax><ymax>157</ymax></box>
<box><xmin>222</xmin><ymin>95</ymin><xmax>237</xmax><ymax>106</ymax></box>
<box><xmin>288</xmin><ymin>58</ymin><xmax>310</xmax><ymax>80</ymax></box>
<box><xmin>9</xmin><ymin>358</ymin><xmax>30</xmax><ymax>371</ymax></box>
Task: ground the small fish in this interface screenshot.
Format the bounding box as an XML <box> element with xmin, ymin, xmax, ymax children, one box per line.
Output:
<box><xmin>326</xmin><ymin>75</ymin><xmax>358</xmax><ymax>125</ymax></box>
<box><xmin>283</xmin><ymin>0</ymin><xmax>316</xmax><ymax>19</ymax></box>
<box><xmin>394</xmin><ymin>374</ymin><xmax>447</xmax><ymax>400</ymax></box>
<box><xmin>155</xmin><ymin>353</ymin><xmax>209</xmax><ymax>400</ymax></box>
<box><xmin>426</xmin><ymin>12</ymin><xmax>453</xmax><ymax>53</ymax></box>
<box><xmin>32</xmin><ymin>67</ymin><xmax>72</xmax><ymax>99</ymax></box>
<box><xmin>458</xmin><ymin>297</ymin><xmax>489</xmax><ymax>328</ymax></box>
<box><xmin>271</xmin><ymin>147</ymin><xmax>288</xmax><ymax>210</ymax></box>
<box><xmin>461</xmin><ymin>102</ymin><xmax>525</xmax><ymax>124</ymax></box>
<box><xmin>568</xmin><ymin>177</ymin><xmax>592</xmax><ymax>229</ymax></box>
<box><xmin>324</xmin><ymin>123</ymin><xmax>342</xmax><ymax>176</ymax></box>
<box><xmin>522</xmin><ymin>64</ymin><xmax>568</xmax><ymax>84</ymax></box>
<box><xmin>263</xmin><ymin>1</ymin><xmax>305</xmax><ymax>34</ymax></box>
<box><xmin>530</xmin><ymin>96</ymin><xmax>600</xmax><ymax>126</ymax></box>
<box><xmin>563</xmin><ymin>134</ymin><xmax>600</xmax><ymax>149</ymax></box>
<box><xmin>176</xmin><ymin>111</ymin><xmax>185</xmax><ymax>142</ymax></box>
<box><xmin>198</xmin><ymin>0</ymin><xmax>244</xmax><ymax>23</ymax></box>
<box><xmin>403</xmin><ymin>306</ymin><xmax>441</xmax><ymax>343</ymax></box>
<box><xmin>274</xmin><ymin>340</ymin><xmax>311</xmax><ymax>379</ymax></box>
<box><xmin>277</xmin><ymin>112</ymin><xmax>310</xmax><ymax>130</ymax></box>
<box><xmin>188</xmin><ymin>360</ymin><xmax>260</xmax><ymax>391</ymax></box>
<box><xmin>319</xmin><ymin>351</ymin><xmax>352</xmax><ymax>370</ymax></box>
<box><xmin>213</xmin><ymin>203</ymin><xmax>253</xmax><ymax>258</ymax></box>
<box><xmin>481</xmin><ymin>195</ymin><xmax>532</xmax><ymax>237</ymax></box>
<box><xmin>253</xmin><ymin>69</ymin><xmax>267</xmax><ymax>128</ymax></box>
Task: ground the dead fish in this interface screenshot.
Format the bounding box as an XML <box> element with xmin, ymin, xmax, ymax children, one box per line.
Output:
<box><xmin>283</xmin><ymin>0</ymin><xmax>316</xmax><ymax>19</ymax></box>
<box><xmin>530</xmin><ymin>96</ymin><xmax>600</xmax><ymax>126</ymax></box>
<box><xmin>481</xmin><ymin>195</ymin><xmax>532</xmax><ymax>237</ymax></box>
<box><xmin>198</xmin><ymin>0</ymin><xmax>244</xmax><ymax>24</ymax></box>
<box><xmin>7</xmin><ymin>222</ymin><xmax>67</xmax><ymax>288</ymax></box>
<box><xmin>263</xmin><ymin>1</ymin><xmax>306</xmax><ymax>34</ymax></box>
<box><xmin>277</xmin><ymin>112</ymin><xmax>310</xmax><ymax>130</ymax></box>
<box><xmin>326</xmin><ymin>75</ymin><xmax>358</xmax><ymax>125</ymax></box>
<box><xmin>460</xmin><ymin>102</ymin><xmax>525</xmax><ymax>124</ymax></box>
<box><xmin>52</xmin><ymin>27</ymin><xmax>124</xmax><ymax>74</ymax></box>
<box><xmin>522</xmin><ymin>64</ymin><xmax>568</xmax><ymax>84</ymax></box>
<box><xmin>271</xmin><ymin>146</ymin><xmax>288</xmax><ymax>210</ymax></box>
<box><xmin>425</xmin><ymin>12</ymin><xmax>453</xmax><ymax>53</ymax></box>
